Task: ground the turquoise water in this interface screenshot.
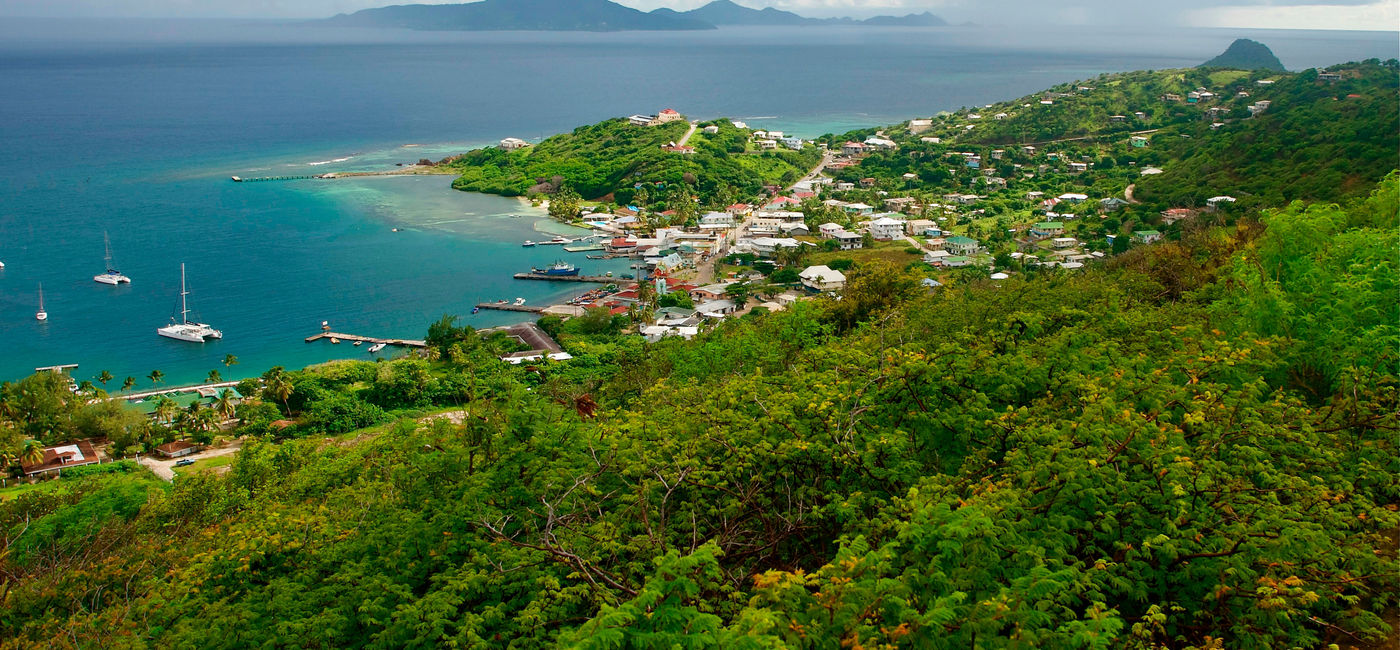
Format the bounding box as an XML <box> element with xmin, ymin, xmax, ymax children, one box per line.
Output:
<box><xmin>1</xmin><ymin>23</ymin><xmax>1394</xmax><ymax>386</ymax></box>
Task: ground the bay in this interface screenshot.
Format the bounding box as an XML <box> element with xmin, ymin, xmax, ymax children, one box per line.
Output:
<box><xmin>0</xmin><ymin>21</ymin><xmax>1393</xmax><ymax>385</ymax></box>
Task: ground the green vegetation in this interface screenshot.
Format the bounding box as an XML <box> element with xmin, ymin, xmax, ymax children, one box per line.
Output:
<box><xmin>447</xmin><ymin>117</ymin><xmax>820</xmax><ymax>209</ymax></box>
<box><xmin>0</xmin><ymin>171</ymin><xmax>1394</xmax><ymax>647</ymax></box>
<box><xmin>1201</xmin><ymin>38</ymin><xmax>1286</xmax><ymax>72</ymax></box>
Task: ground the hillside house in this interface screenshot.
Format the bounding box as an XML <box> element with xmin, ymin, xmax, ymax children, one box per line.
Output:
<box><xmin>20</xmin><ymin>440</ymin><xmax>100</xmax><ymax>477</ymax></box>
<box><xmin>1051</xmin><ymin>237</ymin><xmax>1079</xmax><ymax>249</ymax></box>
<box><xmin>1031</xmin><ymin>222</ymin><xmax>1065</xmax><ymax>238</ymax></box>
<box><xmin>867</xmin><ymin>216</ymin><xmax>906</xmax><ymax>241</ymax></box>
<box><xmin>1130</xmin><ymin>135</ymin><xmax>1150</xmax><ymax>148</ymax></box>
<box><xmin>843</xmin><ymin>202</ymin><xmax>875</xmax><ymax>215</ymax></box>
<box><xmin>1057</xmin><ymin>193</ymin><xmax>1088</xmax><ymax>203</ymax></box>
<box><xmin>832</xmin><ymin>231</ymin><xmax>863</xmax><ymax>250</ymax></box>
<box><xmin>908</xmin><ymin>118</ymin><xmax>933</xmax><ymax>133</ymax></box>
<box><xmin>945</xmin><ymin>235</ymin><xmax>980</xmax><ymax>256</ymax></box>
<box><xmin>1160</xmin><ymin>208</ymin><xmax>1199</xmax><ymax>225</ymax></box>
<box><xmin>1134</xmin><ymin>230</ymin><xmax>1163</xmax><ymax>244</ymax></box>
<box><xmin>1100</xmin><ymin>197</ymin><xmax>1129</xmax><ymax>211</ymax></box>
<box><xmin>156</xmin><ymin>440</ymin><xmax>202</xmax><ymax>459</ymax></box>
<box><xmin>800</xmin><ymin>266</ymin><xmax>847</xmax><ymax>292</ymax></box>
<box><xmin>818</xmin><ymin>222</ymin><xmax>846</xmax><ymax>238</ymax></box>
<box><xmin>1206</xmin><ymin>196</ymin><xmax>1237</xmax><ymax>210</ymax></box>
<box><xmin>498</xmin><ymin>137</ymin><xmax>530</xmax><ymax>150</ymax></box>
<box><xmin>841</xmin><ymin>142</ymin><xmax>867</xmax><ymax>156</ymax></box>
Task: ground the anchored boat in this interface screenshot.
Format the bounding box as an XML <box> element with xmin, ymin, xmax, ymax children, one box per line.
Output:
<box><xmin>93</xmin><ymin>231</ymin><xmax>132</xmax><ymax>285</ymax></box>
<box><xmin>157</xmin><ymin>263</ymin><xmax>222</xmax><ymax>343</ymax></box>
<box><xmin>530</xmin><ymin>261</ymin><xmax>580</xmax><ymax>277</ymax></box>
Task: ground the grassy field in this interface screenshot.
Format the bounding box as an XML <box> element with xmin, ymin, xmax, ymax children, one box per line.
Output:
<box><xmin>172</xmin><ymin>454</ymin><xmax>235</xmax><ymax>478</ymax></box>
<box><xmin>805</xmin><ymin>239</ymin><xmax>925</xmax><ymax>268</ymax></box>
<box><xmin>0</xmin><ymin>477</ymin><xmax>68</xmax><ymax>501</ymax></box>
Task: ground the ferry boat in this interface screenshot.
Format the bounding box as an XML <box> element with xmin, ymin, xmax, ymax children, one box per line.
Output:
<box><xmin>157</xmin><ymin>264</ymin><xmax>222</xmax><ymax>343</ymax></box>
<box><xmin>93</xmin><ymin>231</ymin><xmax>132</xmax><ymax>285</ymax></box>
<box><xmin>531</xmin><ymin>261</ymin><xmax>580</xmax><ymax>277</ymax></box>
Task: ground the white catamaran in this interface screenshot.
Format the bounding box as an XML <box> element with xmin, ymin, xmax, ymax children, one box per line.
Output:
<box><xmin>157</xmin><ymin>263</ymin><xmax>221</xmax><ymax>342</ymax></box>
<box><xmin>93</xmin><ymin>231</ymin><xmax>131</xmax><ymax>285</ymax></box>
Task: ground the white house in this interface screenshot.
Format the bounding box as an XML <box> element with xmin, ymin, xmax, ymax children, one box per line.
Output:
<box><xmin>498</xmin><ymin>137</ymin><xmax>530</xmax><ymax>150</ymax></box>
<box><xmin>1206</xmin><ymin>196</ymin><xmax>1237</xmax><ymax>210</ymax></box>
<box><xmin>800</xmin><ymin>265</ymin><xmax>847</xmax><ymax>291</ymax></box>
<box><xmin>696</xmin><ymin>299</ymin><xmax>738</xmax><ymax>316</ymax></box>
<box><xmin>864</xmin><ymin>137</ymin><xmax>898</xmax><ymax>150</ymax></box>
<box><xmin>832</xmin><ymin>232</ymin><xmax>863</xmax><ymax>250</ymax></box>
<box><xmin>818</xmin><ymin>222</ymin><xmax>846</xmax><ymax>238</ymax></box>
<box><xmin>699</xmin><ymin>212</ymin><xmax>735</xmax><ymax>228</ymax></box>
<box><xmin>867</xmin><ymin>216</ymin><xmax>906</xmax><ymax>240</ymax></box>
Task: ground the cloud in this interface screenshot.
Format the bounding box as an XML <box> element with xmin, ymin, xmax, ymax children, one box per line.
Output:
<box><xmin>1186</xmin><ymin>1</ymin><xmax>1399</xmax><ymax>30</ymax></box>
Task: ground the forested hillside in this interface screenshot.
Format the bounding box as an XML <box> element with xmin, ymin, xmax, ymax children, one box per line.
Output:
<box><xmin>448</xmin><ymin>117</ymin><xmax>820</xmax><ymax>205</ymax></box>
<box><xmin>2</xmin><ymin>168</ymin><xmax>1395</xmax><ymax>646</ymax></box>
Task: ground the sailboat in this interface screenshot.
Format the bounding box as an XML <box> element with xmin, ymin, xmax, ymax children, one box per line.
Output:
<box><xmin>93</xmin><ymin>232</ymin><xmax>131</xmax><ymax>285</ymax></box>
<box><xmin>35</xmin><ymin>284</ymin><xmax>47</xmax><ymax>321</ymax></box>
<box><xmin>156</xmin><ymin>263</ymin><xmax>222</xmax><ymax>342</ymax></box>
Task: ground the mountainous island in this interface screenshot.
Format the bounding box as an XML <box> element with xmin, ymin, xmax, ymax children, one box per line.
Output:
<box><xmin>325</xmin><ymin>0</ymin><xmax>948</xmax><ymax>31</ymax></box>
<box><xmin>2</xmin><ymin>54</ymin><xmax>1397</xmax><ymax>648</ymax></box>
<box><xmin>1201</xmin><ymin>38</ymin><xmax>1287</xmax><ymax>71</ymax></box>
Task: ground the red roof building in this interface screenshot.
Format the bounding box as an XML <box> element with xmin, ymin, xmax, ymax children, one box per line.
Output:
<box><xmin>20</xmin><ymin>440</ymin><xmax>100</xmax><ymax>477</ymax></box>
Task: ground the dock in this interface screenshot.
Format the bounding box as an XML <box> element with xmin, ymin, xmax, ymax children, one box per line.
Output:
<box><xmin>513</xmin><ymin>273</ymin><xmax>625</xmax><ymax>283</ymax></box>
<box><xmin>563</xmin><ymin>244</ymin><xmax>603</xmax><ymax>253</ymax></box>
<box><xmin>305</xmin><ymin>332</ymin><xmax>427</xmax><ymax>348</ymax></box>
<box><xmin>476</xmin><ymin>303</ymin><xmax>546</xmax><ymax>314</ymax></box>
<box><xmin>232</xmin><ymin>174</ymin><xmax>329</xmax><ymax>183</ymax></box>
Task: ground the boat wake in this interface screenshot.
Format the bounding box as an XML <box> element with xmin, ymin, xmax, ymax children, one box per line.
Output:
<box><xmin>308</xmin><ymin>156</ymin><xmax>355</xmax><ymax>166</ymax></box>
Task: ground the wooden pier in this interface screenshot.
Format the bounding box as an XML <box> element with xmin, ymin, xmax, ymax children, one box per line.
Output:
<box><xmin>305</xmin><ymin>332</ymin><xmax>426</xmax><ymax>348</ymax></box>
<box><xmin>476</xmin><ymin>303</ymin><xmax>546</xmax><ymax>313</ymax></box>
<box><xmin>232</xmin><ymin>175</ymin><xmax>328</xmax><ymax>183</ymax></box>
<box><xmin>513</xmin><ymin>273</ymin><xmax>626</xmax><ymax>283</ymax></box>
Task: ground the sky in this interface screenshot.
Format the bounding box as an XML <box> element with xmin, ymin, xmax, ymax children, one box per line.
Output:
<box><xmin>0</xmin><ymin>0</ymin><xmax>1396</xmax><ymax>30</ymax></box>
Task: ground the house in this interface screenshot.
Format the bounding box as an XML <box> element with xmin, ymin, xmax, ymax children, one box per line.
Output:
<box><xmin>859</xmin><ymin>177</ymin><xmax>878</xmax><ymax>188</ymax></box>
<box><xmin>1206</xmin><ymin>196</ymin><xmax>1237</xmax><ymax>210</ymax></box>
<box><xmin>1026</xmin><ymin>191</ymin><xmax>1046</xmax><ymax>200</ymax></box>
<box><xmin>20</xmin><ymin>440</ymin><xmax>100</xmax><ymax>477</ymax></box>
<box><xmin>690</xmin><ymin>282</ymin><xmax>734</xmax><ymax>302</ymax></box>
<box><xmin>908</xmin><ymin>118</ymin><xmax>933</xmax><ymax>133</ymax></box>
<box><xmin>994</xmin><ymin>113</ymin><xmax>1008</xmax><ymax>120</ymax></box>
<box><xmin>726</xmin><ymin>203</ymin><xmax>753</xmax><ymax>216</ymax></box>
<box><xmin>834</xmin><ymin>182</ymin><xmax>856</xmax><ymax>191</ymax></box>
<box><xmin>782</xmin><ymin>137</ymin><xmax>805</xmax><ymax>150</ymax></box>
<box><xmin>699</xmin><ymin>212</ymin><xmax>735</xmax><ymax>228</ymax></box>
<box><xmin>943</xmin><ymin>193</ymin><xmax>980</xmax><ymax>205</ymax></box>
<box><xmin>799</xmin><ymin>265</ymin><xmax>847</xmax><ymax>291</ymax></box>
<box><xmin>1134</xmin><ymin>230</ymin><xmax>1163</xmax><ymax>244</ymax></box>
<box><xmin>1318</xmin><ymin>72</ymin><xmax>1342</xmax><ymax>82</ymax></box>
<box><xmin>654</xmin><ymin>108</ymin><xmax>684</xmax><ymax>124</ymax></box>
<box><xmin>923</xmin><ymin>249</ymin><xmax>951</xmax><ymax>264</ymax></box>
<box><xmin>1051</xmin><ymin>237</ymin><xmax>1078</xmax><ymax>249</ymax></box>
<box><xmin>640</xmin><ymin>325</ymin><xmax>699</xmax><ymax>342</ymax></box>
<box><xmin>832</xmin><ymin>231</ymin><xmax>863</xmax><ymax>250</ymax></box>
<box><xmin>841</xmin><ymin>141</ymin><xmax>868</xmax><ymax>156</ymax></box>
<box><xmin>818</xmin><ymin>222</ymin><xmax>846</xmax><ymax>238</ymax></box>
<box><xmin>747</xmin><ymin>237</ymin><xmax>801</xmax><ymax>256</ymax></box>
<box><xmin>762</xmin><ymin>196</ymin><xmax>803</xmax><ymax>210</ymax></box>
<box><xmin>905</xmin><ymin>219</ymin><xmax>935</xmax><ymax>236</ymax></box>
<box><xmin>703</xmin><ymin>125</ymin><xmax>720</xmax><ymax>134</ymax></box>
<box><xmin>662</xmin><ymin>144</ymin><xmax>696</xmax><ymax>154</ymax></box>
<box><xmin>498</xmin><ymin>137</ymin><xmax>530</xmax><ymax>150</ymax></box>
<box><xmin>1031</xmin><ymin>222</ymin><xmax>1065</xmax><ymax>238</ymax></box>
<box><xmin>1134</xmin><ymin>111</ymin><xmax>1147</xmax><ymax>120</ymax></box>
<box><xmin>990</xmin><ymin>149</ymin><xmax>1005</xmax><ymax>160</ymax></box>
<box><xmin>756</xmin><ymin>139</ymin><xmax>778</xmax><ymax>150</ymax></box>
<box><xmin>1068</xmin><ymin>162</ymin><xmax>1088</xmax><ymax>174</ymax></box>
<box><xmin>695</xmin><ymin>299</ymin><xmax>738</xmax><ymax>316</ymax></box>
<box><xmin>843</xmin><ymin>202</ymin><xmax>875</xmax><ymax>215</ymax></box>
<box><xmin>1057</xmin><ymin>193</ymin><xmax>1088</xmax><ymax>203</ymax></box>
<box><xmin>941</xmin><ymin>255</ymin><xmax>973</xmax><ymax>268</ymax></box>
<box><xmin>921</xmin><ymin>136</ymin><xmax>942</xmax><ymax>144</ymax></box>
<box><xmin>1022</xmin><ymin>145</ymin><xmax>1037</xmax><ymax>155</ymax></box>
<box><xmin>867</xmin><ymin>216</ymin><xmax>906</xmax><ymax>240</ymax></box>
<box><xmin>884</xmin><ymin>196</ymin><xmax>918</xmax><ymax>211</ymax></box>
<box><xmin>1248</xmin><ymin>100</ymin><xmax>1272</xmax><ymax>116</ymax></box>
<box><xmin>1140</xmin><ymin>167</ymin><xmax>1164</xmax><ymax>176</ymax></box>
<box><xmin>1160</xmin><ymin>208</ymin><xmax>1198</xmax><ymax>225</ymax></box>
<box><xmin>1162</xmin><ymin>93</ymin><xmax>1182</xmax><ymax>102</ymax></box>
<box><xmin>864</xmin><ymin>137</ymin><xmax>898</xmax><ymax>150</ymax></box>
<box><xmin>983</xmin><ymin>176</ymin><xmax>1007</xmax><ymax>188</ymax></box>
<box><xmin>628</xmin><ymin>114</ymin><xmax>656</xmax><ymax>126</ymax></box>
<box><xmin>778</xmin><ymin>222</ymin><xmax>811</xmax><ymax>237</ymax></box>
<box><xmin>156</xmin><ymin>440</ymin><xmax>202</xmax><ymax>459</ymax></box>
<box><xmin>944</xmin><ymin>235</ymin><xmax>980</xmax><ymax>255</ymax></box>
<box><xmin>1109</xmin><ymin>115</ymin><xmax>1126</xmax><ymax>123</ymax></box>
<box><xmin>901</xmin><ymin>172</ymin><xmax>918</xmax><ymax>182</ymax></box>
<box><xmin>606</xmin><ymin>237</ymin><xmax>639</xmax><ymax>254</ymax></box>
<box><xmin>1100</xmin><ymin>197</ymin><xmax>1129</xmax><ymax>211</ymax></box>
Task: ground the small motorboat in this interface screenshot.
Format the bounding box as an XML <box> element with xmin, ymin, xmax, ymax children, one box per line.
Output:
<box><xmin>368</xmin><ymin>343</ymin><xmax>386</xmax><ymax>353</ymax></box>
<box><xmin>330</xmin><ymin>337</ymin><xmax>341</xmax><ymax>344</ymax></box>
<box><xmin>354</xmin><ymin>340</ymin><xmax>363</xmax><ymax>347</ymax></box>
<box><xmin>514</xmin><ymin>297</ymin><xmax>526</xmax><ymax>306</ymax></box>
<box><xmin>472</xmin><ymin>307</ymin><xmax>480</xmax><ymax>314</ymax></box>
<box><xmin>522</xmin><ymin>240</ymin><xmax>537</xmax><ymax>247</ymax></box>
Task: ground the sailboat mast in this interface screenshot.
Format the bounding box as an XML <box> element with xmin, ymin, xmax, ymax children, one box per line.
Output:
<box><xmin>38</xmin><ymin>283</ymin><xmax>44</xmax><ymax>311</ymax></box>
<box><xmin>103</xmin><ymin>231</ymin><xmax>112</xmax><ymax>267</ymax></box>
<box><xmin>180</xmin><ymin>263</ymin><xmax>189</xmax><ymax>324</ymax></box>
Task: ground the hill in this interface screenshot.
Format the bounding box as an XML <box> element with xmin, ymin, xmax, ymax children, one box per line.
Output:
<box><xmin>323</xmin><ymin>0</ymin><xmax>714</xmax><ymax>32</ymax></box>
<box><xmin>661</xmin><ymin>1</ymin><xmax>948</xmax><ymax>26</ymax></box>
<box><xmin>1202</xmin><ymin>38</ymin><xmax>1286</xmax><ymax>71</ymax></box>
<box><xmin>445</xmin><ymin>117</ymin><xmax>821</xmax><ymax>207</ymax></box>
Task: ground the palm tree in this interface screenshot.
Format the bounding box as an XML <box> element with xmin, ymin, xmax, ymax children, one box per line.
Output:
<box><xmin>147</xmin><ymin>370</ymin><xmax>165</xmax><ymax>387</ymax></box>
<box><xmin>97</xmin><ymin>370</ymin><xmax>114</xmax><ymax>388</ymax></box>
<box><xmin>215</xmin><ymin>389</ymin><xmax>238</xmax><ymax>420</ymax></box>
<box><xmin>268</xmin><ymin>373</ymin><xmax>294</xmax><ymax>415</ymax></box>
<box><xmin>20</xmin><ymin>439</ymin><xmax>45</xmax><ymax>466</ymax></box>
<box><xmin>223</xmin><ymin>354</ymin><xmax>238</xmax><ymax>368</ymax></box>
<box><xmin>77</xmin><ymin>380</ymin><xmax>96</xmax><ymax>396</ymax></box>
<box><xmin>154</xmin><ymin>397</ymin><xmax>178</xmax><ymax>425</ymax></box>
<box><xmin>207</xmin><ymin>369</ymin><xmax>222</xmax><ymax>384</ymax></box>
<box><xmin>121</xmin><ymin>376</ymin><xmax>137</xmax><ymax>392</ymax></box>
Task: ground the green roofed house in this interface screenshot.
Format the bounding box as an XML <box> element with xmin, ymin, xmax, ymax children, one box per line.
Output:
<box><xmin>1031</xmin><ymin>222</ymin><xmax>1065</xmax><ymax>238</ymax></box>
<box><xmin>1134</xmin><ymin>230</ymin><xmax>1163</xmax><ymax>244</ymax></box>
<box><xmin>131</xmin><ymin>388</ymin><xmax>243</xmax><ymax>419</ymax></box>
<box><xmin>944</xmin><ymin>235</ymin><xmax>980</xmax><ymax>255</ymax></box>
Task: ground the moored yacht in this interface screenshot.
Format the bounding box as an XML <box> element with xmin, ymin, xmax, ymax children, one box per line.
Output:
<box><xmin>35</xmin><ymin>284</ymin><xmax>47</xmax><ymax>321</ymax></box>
<box><xmin>157</xmin><ymin>263</ymin><xmax>222</xmax><ymax>342</ymax></box>
<box><xmin>93</xmin><ymin>232</ymin><xmax>132</xmax><ymax>285</ymax></box>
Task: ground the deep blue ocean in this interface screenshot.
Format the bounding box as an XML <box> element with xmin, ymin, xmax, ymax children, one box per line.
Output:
<box><xmin>0</xmin><ymin>20</ymin><xmax>1394</xmax><ymax>386</ymax></box>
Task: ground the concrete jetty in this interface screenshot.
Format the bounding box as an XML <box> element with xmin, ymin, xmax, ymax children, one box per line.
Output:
<box><xmin>512</xmin><ymin>273</ymin><xmax>624</xmax><ymax>283</ymax></box>
<box><xmin>305</xmin><ymin>332</ymin><xmax>427</xmax><ymax>348</ymax></box>
<box><xmin>476</xmin><ymin>303</ymin><xmax>546</xmax><ymax>314</ymax></box>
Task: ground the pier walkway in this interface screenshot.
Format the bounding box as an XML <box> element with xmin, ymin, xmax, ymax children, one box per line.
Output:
<box><xmin>305</xmin><ymin>332</ymin><xmax>427</xmax><ymax>348</ymax></box>
<box><xmin>513</xmin><ymin>273</ymin><xmax>625</xmax><ymax>283</ymax></box>
<box><xmin>476</xmin><ymin>303</ymin><xmax>546</xmax><ymax>314</ymax></box>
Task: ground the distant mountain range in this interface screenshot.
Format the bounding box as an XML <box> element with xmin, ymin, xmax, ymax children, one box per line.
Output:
<box><xmin>324</xmin><ymin>0</ymin><xmax>949</xmax><ymax>32</ymax></box>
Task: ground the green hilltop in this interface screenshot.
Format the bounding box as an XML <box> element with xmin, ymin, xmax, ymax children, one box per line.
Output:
<box><xmin>1201</xmin><ymin>38</ymin><xmax>1286</xmax><ymax>71</ymax></box>
<box><xmin>1</xmin><ymin>62</ymin><xmax>1397</xmax><ymax>649</ymax></box>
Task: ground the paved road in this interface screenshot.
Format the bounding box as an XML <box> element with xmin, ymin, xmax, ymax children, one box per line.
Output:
<box><xmin>1125</xmin><ymin>184</ymin><xmax>1140</xmax><ymax>204</ymax></box>
<box><xmin>677</xmin><ymin>122</ymin><xmax>699</xmax><ymax>146</ymax></box>
<box><xmin>138</xmin><ymin>440</ymin><xmax>244</xmax><ymax>481</ymax></box>
<box><xmin>100</xmin><ymin>381</ymin><xmax>241</xmax><ymax>403</ymax></box>
<box><xmin>788</xmin><ymin>151</ymin><xmax>834</xmax><ymax>192</ymax></box>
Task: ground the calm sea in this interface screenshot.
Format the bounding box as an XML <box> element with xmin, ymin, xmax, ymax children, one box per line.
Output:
<box><xmin>0</xmin><ymin>21</ymin><xmax>1393</xmax><ymax>386</ymax></box>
